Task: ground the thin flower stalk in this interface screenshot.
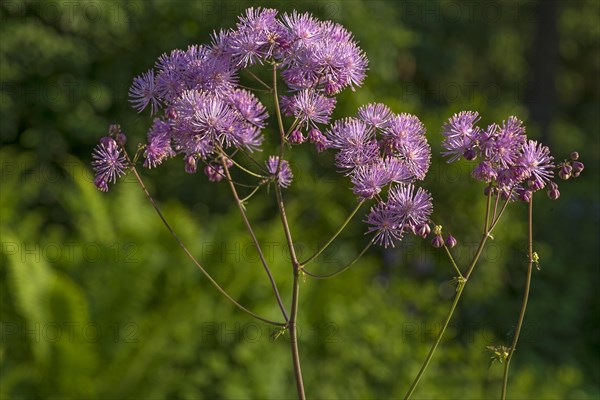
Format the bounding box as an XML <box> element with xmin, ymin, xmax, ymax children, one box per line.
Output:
<box><xmin>501</xmin><ymin>198</ymin><xmax>534</xmax><ymax>399</ymax></box>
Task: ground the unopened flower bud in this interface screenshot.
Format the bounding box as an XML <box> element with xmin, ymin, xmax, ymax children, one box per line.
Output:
<box><xmin>528</xmin><ymin>178</ymin><xmax>544</xmax><ymax>191</ymax></box>
<box><xmin>184</xmin><ymin>155</ymin><xmax>197</xmax><ymax>174</ymax></box>
<box><xmin>204</xmin><ymin>164</ymin><xmax>224</xmax><ymax>182</ymax></box>
<box><xmin>570</xmin><ymin>151</ymin><xmax>579</xmax><ymax>160</ymax></box>
<box><xmin>558</xmin><ymin>164</ymin><xmax>572</xmax><ymax>180</ymax></box>
<box><xmin>116</xmin><ymin>132</ymin><xmax>127</xmax><ymax>146</ymax></box>
<box><xmin>416</xmin><ymin>223</ymin><xmax>431</xmax><ymax>238</ymax></box>
<box><xmin>572</xmin><ymin>161</ymin><xmax>584</xmax><ymax>173</ymax></box>
<box><xmin>315</xmin><ymin>140</ymin><xmax>328</xmax><ymax>153</ymax></box>
<box><xmin>94</xmin><ymin>175</ymin><xmax>108</xmax><ymax>192</ymax></box>
<box><xmin>445</xmin><ymin>235</ymin><xmax>457</xmax><ymax>248</ymax></box>
<box><xmin>483</xmin><ymin>186</ymin><xmax>493</xmax><ymax>196</ymax></box>
<box><xmin>547</xmin><ymin>188</ymin><xmax>560</xmax><ymax>200</ymax></box>
<box><xmin>99</xmin><ymin>136</ymin><xmax>117</xmax><ymax>149</ymax></box>
<box><xmin>166</xmin><ymin>107</ymin><xmax>177</xmax><ymax>120</ymax></box>
<box><xmin>519</xmin><ymin>190</ymin><xmax>532</xmax><ymax>203</ymax></box>
<box><xmin>431</xmin><ymin>235</ymin><xmax>444</xmax><ymax>248</ymax></box>
<box><xmin>223</xmin><ymin>158</ymin><xmax>233</xmax><ymax>168</ymax></box>
<box><xmin>307</xmin><ymin>128</ymin><xmax>322</xmax><ymax>143</ymax></box>
<box><xmin>289</xmin><ymin>129</ymin><xmax>306</xmax><ymax>144</ymax></box>
<box><xmin>464</xmin><ymin>148</ymin><xmax>477</xmax><ymax>161</ymax></box>
<box><xmin>109</xmin><ymin>124</ymin><xmax>121</xmax><ymax>136</ymax></box>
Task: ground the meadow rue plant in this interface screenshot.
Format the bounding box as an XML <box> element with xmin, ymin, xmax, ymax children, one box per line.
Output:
<box><xmin>91</xmin><ymin>7</ymin><xmax>583</xmax><ymax>399</ymax></box>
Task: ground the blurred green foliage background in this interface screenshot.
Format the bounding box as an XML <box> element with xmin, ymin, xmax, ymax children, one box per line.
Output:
<box><xmin>1</xmin><ymin>0</ymin><xmax>599</xmax><ymax>398</ymax></box>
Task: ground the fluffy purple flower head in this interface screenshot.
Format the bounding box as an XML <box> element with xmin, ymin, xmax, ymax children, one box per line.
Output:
<box><xmin>144</xmin><ymin>118</ymin><xmax>175</xmax><ymax>168</ymax></box>
<box><xmin>383</xmin><ymin>157</ymin><xmax>414</xmax><ymax>184</ymax></box>
<box><xmin>364</xmin><ymin>182</ymin><xmax>433</xmax><ymax>248</ymax></box>
<box><xmin>228</xmin><ymin>29</ymin><xmax>266</xmax><ymax>68</ymax></box>
<box><xmin>516</xmin><ymin>140</ymin><xmax>554</xmax><ymax>190</ymax></box>
<box><xmin>291</xmin><ymin>89</ymin><xmax>337</xmax><ymax>127</ymax></box>
<box><xmin>281</xmin><ymin>11</ymin><xmax>322</xmax><ymax>46</ymax></box>
<box><xmin>192</xmin><ymin>56</ymin><xmax>239</xmax><ymax>95</ymax></box>
<box><xmin>229</xmin><ymin>124</ymin><xmax>265</xmax><ymax>151</ymax></box>
<box><xmin>129</xmin><ymin>70</ymin><xmax>160</xmax><ymax>114</ymax></box>
<box><xmin>387</xmin><ymin>184</ymin><xmax>433</xmax><ymax>231</ymax></box>
<box><xmin>229</xmin><ymin>8</ymin><xmax>286</xmax><ymax>66</ymax></box>
<box><xmin>351</xmin><ymin>162</ymin><xmax>390</xmax><ymax>200</ymax></box>
<box><xmin>189</xmin><ymin>92</ymin><xmax>236</xmax><ymax>138</ymax></box>
<box><xmin>266</xmin><ymin>156</ymin><xmax>293</xmax><ymax>188</ymax></box>
<box><xmin>326</xmin><ymin>118</ymin><xmax>374</xmax><ymax>151</ymax></box>
<box><xmin>92</xmin><ymin>137</ymin><xmax>127</xmax><ymax>191</ymax></box>
<box><xmin>364</xmin><ymin>203</ymin><xmax>404</xmax><ymax>248</ymax></box>
<box><xmin>481</xmin><ymin>117</ymin><xmax>527</xmax><ymax>169</ymax></box>
<box><xmin>155</xmin><ymin>48</ymin><xmax>190</xmax><ymax>73</ymax></box>
<box><xmin>327</xmin><ymin>118</ymin><xmax>380</xmax><ymax>170</ymax></box>
<box><xmin>441</xmin><ymin>111</ymin><xmax>481</xmax><ymax>162</ymax></box>
<box><xmin>472</xmin><ymin>161</ymin><xmax>497</xmax><ymax>182</ymax></box>
<box><xmin>382</xmin><ymin>113</ymin><xmax>431</xmax><ymax>180</ymax></box>
<box><xmin>171</xmin><ymin>90</ymin><xmax>265</xmax><ymax>155</ymax></box>
<box><xmin>381</xmin><ymin>113</ymin><xmax>424</xmax><ymax>144</ymax></box>
<box><xmin>334</xmin><ymin>140</ymin><xmax>379</xmax><ymax>171</ymax></box>
<box><xmin>312</xmin><ymin>39</ymin><xmax>367</xmax><ymax>94</ymax></box>
<box><xmin>227</xmin><ymin>89</ymin><xmax>269</xmax><ymax>128</ymax></box>
<box><xmin>279</xmin><ymin>95</ymin><xmax>296</xmax><ymax>117</ymax></box>
<box><xmin>358</xmin><ymin>103</ymin><xmax>392</xmax><ymax>129</ymax></box>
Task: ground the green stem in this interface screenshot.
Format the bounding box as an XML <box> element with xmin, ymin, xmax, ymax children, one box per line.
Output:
<box><xmin>271</xmin><ymin>64</ymin><xmax>306</xmax><ymax>399</ymax></box>
<box><xmin>404</xmin><ymin>280</ymin><xmax>467</xmax><ymax>400</ymax></box>
<box><xmin>272</xmin><ymin>64</ymin><xmax>286</xmax><ymax>139</ymax></box>
<box><xmin>501</xmin><ymin>197</ymin><xmax>534</xmax><ymax>399</ymax></box>
<box><xmin>290</xmin><ymin>271</ymin><xmax>305</xmax><ymax>400</ymax></box>
<box><xmin>484</xmin><ymin>184</ymin><xmax>493</xmax><ymax>233</ymax></box>
<box><xmin>489</xmin><ymin>189</ymin><xmax>514</xmax><ymax>232</ymax></box>
<box><xmin>275</xmin><ymin>186</ymin><xmax>306</xmax><ymax>400</ymax></box>
<box><xmin>301</xmin><ymin>239</ymin><xmax>374</xmax><ymax>279</ymax></box>
<box><xmin>218</xmin><ymin>148</ymin><xmax>266</xmax><ymax>179</ymax></box>
<box><xmin>492</xmin><ymin>188</ymin><xmax>501</xmax><ymax>222</ymax></box>
<box><xmin>238</xmin><ymin>84</ymin><xmax>272</xmax><ymax>93</ymax></box>
<box><xmin>222</xmin><ymin>157</ymin><xmax>289</xmax><ymax>322</ymax></box>
<box><xmin>443</xmin><ymin>244</ymin><xmax>463</xmax><ymax>279</ymax></box>
<box><xmin>124</xmin><ymin>158</ymin><xmax>285</xmax><ymax>327</ymax></box>
<box><xmin>300</xmin><ymin>200</ymin><xmax>366</xmax><ymax>266</ymax></box>
<box><xmin>236</xmin><ymin>146</ymin><xmax>270</xmax><ymax>173</ymax></box>
<box><xmin>239</xmin><ymin>186</ymin><xmax>262</xmax><ymax>204</ymax></box>
<box><xmin>285</xmin><ymin>118</ymin><xmax>300</xmax><ymax>137</ymax></box>
<box><xmin>246</xmin><ymin>70</ymin><xmax>272</xmax><ymax>91</ymax></box>
<box><xmin>404</xmin><ymin>187</ymin><xmax>499</xmax><ymax>399</ymax></box>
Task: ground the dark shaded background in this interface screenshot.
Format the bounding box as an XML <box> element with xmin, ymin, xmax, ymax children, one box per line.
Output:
<box><xmin>1</xmin><ymin>0</ymin><xmax>599</xmax><ymax>398</ymax></box>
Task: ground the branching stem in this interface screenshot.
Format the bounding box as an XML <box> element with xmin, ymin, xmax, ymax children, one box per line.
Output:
<box><xmin>404</xmin><ymin>187</ymin><xmax>510</xmax><ymax>399</ymax></box>
<box><xmin>221</xmin><ymin>156</ymin><xmax>289</xmax><ymax>322</ymax></box>
<box><xmin>301</xmin><ymin>200</ymin><xmax>366</xmax><ymax>266</ymax></box>
<box><xmin>301</xmin><ymin>239</ymin><xmax>374</xmax><ymax>279</ymax></box>
<box><xmin>123</xmin><ymin>153</ymin><xmax>285</xmax><ymax>327</ymax></box>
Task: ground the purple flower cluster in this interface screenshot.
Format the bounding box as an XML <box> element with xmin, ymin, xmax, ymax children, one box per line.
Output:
<box><xmin>322</xmin><ymin>103</ymin><xmax>433</xmax><ymax>248</ymax></box>
<box><xmin>118</xmin><ymin>7</ymin><xmax>367</xmax><ymax>181</ymax></box>
<box><xmin>92</xmin><ymin>8</ymin><xmax>367</xmax><ymax>191</ymax></box>
<box><xmin>441</xmin><ymin>111</ymin><xmax>575</xmax><ymax>201</ymax></box>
